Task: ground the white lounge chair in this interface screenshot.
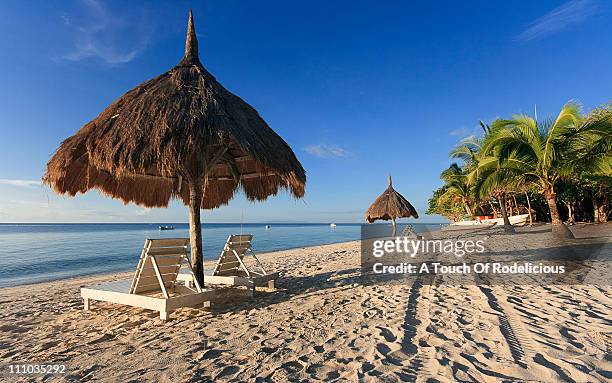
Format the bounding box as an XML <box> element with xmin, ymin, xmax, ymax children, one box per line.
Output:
<box><xmin>81</xmin><ymin>238</ymin><xmax>215</xmax><ymax>320</ymax></box>
<box><xmin>177</xmin><ymin>234</ymin><xmax>278</xmax><ymax>296</ymax></box>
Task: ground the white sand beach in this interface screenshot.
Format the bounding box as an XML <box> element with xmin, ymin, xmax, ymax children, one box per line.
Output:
<box><xmin>0</xmin><ymin>223</ymin><xmax>610</xmax><ymax>382</ymax></box>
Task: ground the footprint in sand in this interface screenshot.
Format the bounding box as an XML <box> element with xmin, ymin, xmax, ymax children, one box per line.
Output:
<box><xmin>559</xmin><ymin>327</ymin><xmax>585</xmax><ymax>350</ymax></box>
<box><xmin>377</xmin><ymin>326</ymin><xmax>398</xmax><ymax>342</ymax></box>
<box><xmin>88</xmin><ymin>333</ymin><xmax>114</xmax><ymax>346</ymax></box>
<box><xmin>282</xmin><ymin>360</ymin><xmax>304</xmax><ymax>374</ymax></box>
<box><xmin>0</xmin><ymin>324</ymin><xmax>30</xmax><ymax>334</ymax></box>
<box><xmin>214</xmin><ymin>365</ymin><xmax>240</xmax><ymax>380</ymax></box>
<box><xmin>364</xmin><ymin>307</ymin><xmax>384</xmax><ymax>319</ymax></box>
<box><xmin>306</xmin><ymin>363</ymin><xmax>342</xmax><ymax>380</ymax></box>
<box><xmin>201</xmin><ymin>349</ymin><xmax>223</xmax><ymax>359</ymax></box>
<box><xmin>260</xmin><ymin>346</ymin><xmax>276</xmax><ymax>355</ymax></box>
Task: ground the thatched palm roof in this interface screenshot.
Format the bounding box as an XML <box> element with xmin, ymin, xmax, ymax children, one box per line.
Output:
<box><xmin>365</xmin><ymin>176</ymin><xmax>418</xmax><ymax>223</ymax></box>
<box><xmin>43</xmin><ymin>11</ymin><xmax>305</xmax><ymax>209</ymax></box>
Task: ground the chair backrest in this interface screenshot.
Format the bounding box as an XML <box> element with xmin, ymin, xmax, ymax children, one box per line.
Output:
<box><xmin>130</xmin><ymin>238</ymin><xmax>189</xmax><ymax>295</ymax></box>
<box><xmin>213</xmin><ymin>234</ymin><xmax>254</xmax><ymax>276</ymax></box>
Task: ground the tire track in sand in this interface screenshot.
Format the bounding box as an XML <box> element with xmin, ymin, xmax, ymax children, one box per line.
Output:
<box><xmin>392</xmin><ymin>275</ymin><xmax>437</xmax><ymax>382</ymax></box>
<box><xmin>479</xmin><ymin>285</ymin><xmax>536</xmax><ymax>369</ymax></box>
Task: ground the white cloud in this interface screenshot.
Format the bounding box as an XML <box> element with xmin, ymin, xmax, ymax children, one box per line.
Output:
<box><xmin>0</xmin><ymin>179</ymin><xmax>41</xmax><ymax>188</ymax></box>
<box><xmin>448</xmin><ymin>126</ymin><xmax>481</xmax><ymax>139</ymax></box>
<box><xmin>304</xmin><ymin>144</ymin><xmax>349</xmax><ymax>158</ymax></box>
<box><xmin>64</xmin><ymin>41</ymin><xmax>140</xmax><ymax>64</ymax></box>
<box><xmin>59</xmin><ymin>0</ymin><xmax>150</xmax><ymax>64</ymax></box>
<box><xmin>515</xmin><ymin>0</ymin><xmax>597</xmax><ymax>42</ymax></box>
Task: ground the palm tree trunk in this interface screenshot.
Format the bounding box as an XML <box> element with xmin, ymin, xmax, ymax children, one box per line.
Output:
<box><xmin>545</xmin><ymin>191</ymin><xmax>562</xmax><ymax>225</ymax></box>
<box><xmin>462</xmin><ymin>198</ymin><xmax>473</xmax><ymax>217</ymax></box>
<box><xmin>188</xmin><ymin>179</ymin><xmax>204</xmax><ymax>286</ymax></box>
<box><xmin>597</xmin><ymin>204</ymin><xmax>608</xmax><ymax>223</ymax></box>
<box><xmin>508</xmin><ymin>195</ymin><xmax>514</xmax><ymax>216</ymax></box>
<box><xmin>489</xmin><ymin>199</ymin><xmax>498</xmax><ymax>218</ymax></box>
<box><xmin>524</xmin><ymin>191</ymin><xmax>533</xmax><ymax>226</ymax></box>
<box><xmin>593</xmin><ymin>200</ymin><xmax>601</xmax><ymax>223</ymax></box>
<box><xmin>499</xmin><ymin>193</ymin><xmax>515</xmax><ymax>233</ymax></box>
<box><xmin>565</xmin><ymin>202</ymin><xmax>575</xmax><ymax>225</ymax></box>
<box><xmin>545</xmin><ymin>189</ymin><xmax>574</xmax><ymax>239</ymax></box>
<box><xmin>600</xmin><ymin>193</ymin><xmax>609</xmax><ymax>223</ymax></box>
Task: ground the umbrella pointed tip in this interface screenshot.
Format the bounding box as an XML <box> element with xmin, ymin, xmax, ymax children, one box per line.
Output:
<box><xmin>188</xmin><ymin>9</ymin><xmax>194</xmax><ymax>28</ymax></box>
<box><xmin>181</xmin><ymin>9</ymin><xmax>200</xmax><ymax>65</ymax></box>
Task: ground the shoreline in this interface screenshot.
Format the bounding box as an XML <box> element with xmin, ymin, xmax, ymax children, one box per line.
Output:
<box><xmin>0</xmin><ymin>222</ymin><xmax>448</xmax><ymax>226</ymax></box>
<box><xmin>2</xmin><ymin>221</ymin><xmax>609</xmax><ymax>290</ymax></box>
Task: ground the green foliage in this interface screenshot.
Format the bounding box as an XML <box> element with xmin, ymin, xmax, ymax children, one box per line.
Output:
<box><xmin>432</xmin><ymin>100</ymin><xmax>612</xmax><ymax>224</ymax></box>
<box><xmin>426</xmin><ymin>185</ymin><xmax>466</xmax><ymax>221</ymax></box>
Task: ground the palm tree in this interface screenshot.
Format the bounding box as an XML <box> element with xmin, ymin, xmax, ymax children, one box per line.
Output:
<box><xmin>468</xmin><ymin>153</ymin><xmax>518</xmax><ymax>233</ymax></box>
<box><xmin>479</xmin><ymin>101</ymin><xmax>609</xmax><ymax>238</ymax></box>
<box><xmin>439</xmin><ymin>163</ymin><xmax>474</xmax><ymax>217</ymax></box>
<box><xmin>449</xmin><ymin>121</ymin><xmax>491</xmax><ymax>167</ymax></box>
<box><xmin>569</xmin><ymin>104</ymin><xmax>612</xmax><ymax>176</ymax></box>
<box><xmin>435</xmin><ymin>103</ymin><xmax>610</xmax><ymax>231</ymax></box>
<box><xmin>570</xmin><ymin>104</ymin><xmax>612</xmax><ymax>222</ymax></box>
<box><xmin>450</xmin><ymin>121</ymin><xmax>514</xmax><ymax>227</ymax></box>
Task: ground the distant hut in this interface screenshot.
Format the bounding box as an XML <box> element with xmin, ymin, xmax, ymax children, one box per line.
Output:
<box><xmin>365</xmin><ymin>176</ymin><xmax>418</xmax><ymax>234</ymax></box>
<box><xmin>43</xmin><ymin>11</ymin><xmax>306</xmax><ymax>285</ymax></box>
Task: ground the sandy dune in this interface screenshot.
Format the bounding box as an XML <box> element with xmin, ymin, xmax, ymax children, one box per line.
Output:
<box><xmin>0</xmin><ymin>223</ymin><xmax>610</xmax><ymax>382</ymax></box>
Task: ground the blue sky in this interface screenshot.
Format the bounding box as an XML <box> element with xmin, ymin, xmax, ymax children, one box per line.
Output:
<box><xmin>0</xmin><ymin>0</ymin><xmax>610</xmax><ymax>223</ymax></box>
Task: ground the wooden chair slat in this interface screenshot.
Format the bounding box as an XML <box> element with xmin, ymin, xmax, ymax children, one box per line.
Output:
<box><xmin>147</xmin><ymin>247</ymin><xmax>188</xmax><ymax>256</ymax></box>
<box><xmin>147</xmin><ymin>238</ymin><xmax>189</xmax><ymax>248</ymax></box>
<box><xmin>228</xmin><ymin>234</ymin><xmax>253</xmax><ymax>242</ymax></box>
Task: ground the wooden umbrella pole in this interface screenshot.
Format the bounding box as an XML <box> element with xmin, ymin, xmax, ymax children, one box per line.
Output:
<box><xmin>188</xmin><ymin>178</ymin><xmax>204</xmax><ymax>286</ymax></box>
<box><xmin>187</xmin><ymin>146</ymin><xmax>227</xmax><ymax>287</ymax></box>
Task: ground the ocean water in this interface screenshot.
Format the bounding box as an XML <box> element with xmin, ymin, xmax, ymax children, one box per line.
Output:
<box><xmin>0</xmin><ymin>223</ymin><xmax>442</xmax><ymax>288</ymax></box>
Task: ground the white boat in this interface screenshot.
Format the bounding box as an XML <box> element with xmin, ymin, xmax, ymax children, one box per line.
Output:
<box><xmin>330</xmin><ymin>223</ymin><xmax>337</xmax><ymax>228</ymax></box>
<box><xmin>265</xmin><ymin>225</ymin><xmax>271</xmax><ymax>230</ymax></box>
<box><xmin>450</xmin><ymin>214</ymin><xmax>529</xmax><ymax>227</ymax></box>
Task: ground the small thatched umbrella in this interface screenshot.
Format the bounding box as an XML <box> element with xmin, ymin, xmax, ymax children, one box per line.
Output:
<box><xmin>43</xmin><ymin>11</ymin><xmax>306</xmax><ymax>285</ymax></box>
<box><xmin>365</xmin><ymin>176</ymin><xmax>418</xmax><ymax>234</ymax></box>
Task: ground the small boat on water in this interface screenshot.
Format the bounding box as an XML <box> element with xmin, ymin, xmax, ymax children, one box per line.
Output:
<box><xmin>159</xmin><ymin>225</ymin><xmax>175</xmax><ymax>230</ymax></box>
<box><xmin>265</xmin><ymin>225</ymin><xmax>271</xmax><ymax>230</ymax></box>
<box><xmin>330</xmin><ymin>223</ymin><xmax>337</xmax><ymax>228</ymax></box>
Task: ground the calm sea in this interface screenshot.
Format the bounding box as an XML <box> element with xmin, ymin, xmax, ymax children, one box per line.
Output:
<box><xmin>0</xmin><ymin>223</ymin><xmax>442</xmax><ymax>288</ymax></box>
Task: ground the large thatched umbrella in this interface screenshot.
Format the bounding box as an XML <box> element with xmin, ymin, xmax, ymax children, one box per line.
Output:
<box><xmin>365</xmin><ymin>176</ymin><xmax>418</xmax><ymax>233</ymax></box>
<box><xmin>43</xmin><ymin>11</ymin><xmax>306</xmax><ymax>285</ymax></box>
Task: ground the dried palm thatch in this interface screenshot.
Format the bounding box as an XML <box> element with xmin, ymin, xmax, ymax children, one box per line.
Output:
<box><xmin>43</xmin><ymin>11</ymin><xmax>306</xmax><ymax>284</ymax></box>
<box><xmin>365</xmin><ymin>176</ymin><xmax>418</xmax><ymax>225</ymax></box>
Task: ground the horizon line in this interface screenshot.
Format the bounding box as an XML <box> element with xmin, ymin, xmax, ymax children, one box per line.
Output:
<box><xmin>0</xmin><ymin>221</ymin><xmax>447</xmax><ymax>225</ymax></box>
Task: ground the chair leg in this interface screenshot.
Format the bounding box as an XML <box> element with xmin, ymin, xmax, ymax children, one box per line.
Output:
<box><xmin>247</xmin><ymin>286</ymin><xmax>255</xmax><ymax>298</ymax></box>
<box><xmin>160</xmin><ymin>311</ymin><xmax>168</xmax><ymax>321</ymax></box>
<box><xmin>268</xmin><ymin>280</ymin><xmax>275</xmax><ymax>290</ymax></box>
<box><xmin>84</xmin><ymin>298</ymin><xmax>90</xmax><ymax>311</ymax></box>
